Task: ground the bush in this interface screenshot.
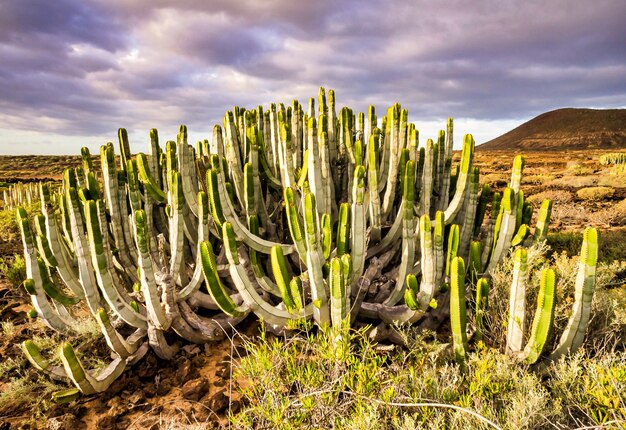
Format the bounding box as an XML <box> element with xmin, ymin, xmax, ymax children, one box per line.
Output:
<box><xmin>576</xmin><ymin>186</ymin><xmax>615</xmax><ymax>201</ymax></box>
<box><xmin>0</xmin><ymin>254</ymin><xmax>26</xmax><ymax>287</ymax></box>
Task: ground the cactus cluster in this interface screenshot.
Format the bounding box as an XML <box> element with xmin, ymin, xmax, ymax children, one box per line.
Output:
<box><xmin>2</xmin><ymin>182</ymin><xmax>39</xmax><ymax>210</ymax></box>
<box><xmin>14</xmin><ymin>87</ymin><xmax>595</xmax><ymax>398</ymax></box>
<box><xmin>598</xmin><ymin>152</ymin><xmax>626</xmax><ymax>165</ymax></box>
<box><xmin>451</xmin><ymin>227</ymin><xmax>598</xmax><ymax>365</ymax></box>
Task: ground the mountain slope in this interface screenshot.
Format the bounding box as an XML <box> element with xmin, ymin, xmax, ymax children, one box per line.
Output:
<box><xmin>478</xmin><ymin>108</ymin><xmax>626</xmax><ymax>150</ymax></box>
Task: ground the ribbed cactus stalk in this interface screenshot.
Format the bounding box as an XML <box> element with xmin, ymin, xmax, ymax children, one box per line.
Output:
<box><xmin>506</xmin><ymin>248</ymin><xmax>528</xmax><ymax>354</ymax></box>
<box><xmin>550</xmin><ymin>227</ymin><xmax>598</xmax><ymax>360</ymax></box>
<box><xmin>450</xmin><ymin>257</ymin><xmax>468</xmax><ymax>362</ymax></box>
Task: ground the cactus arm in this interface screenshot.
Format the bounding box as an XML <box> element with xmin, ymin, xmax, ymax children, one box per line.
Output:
<box><xmin>18</xmin><ymin>208</ymin><xmax>75</xmax><ymax>332</ymax></box>
<box><xmin>469</xmin><ymin>241</ymin><xmax>483</xmax><ymax>283</ymax></box>
<box><xmin>350</xmin><ymin>166</ymin><xmax>367</xmax><ymax>287</ymax></box>
<box><xmin>177</xmin><ymin>140</ymin><xmax>200</xmax><ymax>218</ymax></box>
<box><xmin>330</xmin><ymin>257</ymin><xmax>347</xmax><ymax>327</ymax></box>
<box><xmin>533</xmin><ymin>199</ymin><xmax>553</xmax><ymax>242</ymax></box>
<box><xmin>384</xmin><ymin>161</ymin><xmax>416</xmax><ymax>305</ymax></box>
<box><xmin>419</xmin><ymin>139</ymin><xmax>434</xmax><ymax>217</ymax></box>
<box><xmin>434</xmin><ymin>130</ymin><xmax>446</xmax><ymax>206</ymax></box>
<box><xmin>134</xmin><ymin>210</ymin><xmax>170</xmax><ymax>330</ymax></box>
<box><xmin>149</xmin><ymin>128</ymin><xmax>163</xmax><ymax>188</ymax></box>
<box><xmin>365</xmin><ymin>201</ymin><xmax>404</xmax><ymax>259</ymax></box>
<box><xmin>40</xmin><ymin>208</ymin><xmax>82</xmax><ymax>300</ymax></box>
<box><xmin>22</xmin><ymin>278</ymin><xmax>72</xmax><ymax>331</ymax></box>
<box><xmin>36</xmin><ymin>258</ymin><xmax>80</xmax><ymax>306</ymax></box>
<box><xmin>368</xmin><ymin>132</ymin><xmax>382</xmax><ymax>243</ymax></box>
<box><xmin>118</xmin><ymin>128</ymin><xmax>132</xmax><ymax>172</ymax></box>
<box><xmin>506</xmin><ymin>248</ymin><xmax>528</xmax><ymax>354</ymax></box>
<box><xmin>303</xmin><ymin>193</ymin><xmax>331</xmax><ymax>325</ymax></box>
<box><xmin>147</xmin><ymin>325</ymin><xmax>179</xmax><ymax>360</ymax></box>
<box><xmin>474</xmin><ymin>277</ymin><xmax>489</xmax><ymax>344</ymax></box>
<box><xmin>168</xmin><ymin>172</ymin><xmax>186</xmax><ymax>282</ymax></box>
<box><xmin>213</xmin><ymin>163</ymin><xmax>295</xmax><ymax>255</ymax></box>
<box><xmin>319</xmin><ymin>129</ymin><xmax>334</xmax><ymax>217</ymax></box>
<box><xmin>550</xmin><ymin>227</ymin><xmax>598</xmax><ymax>360</ymax></box>
<box><xmin>246</xmin><ymin>215</ymin><xmax>281</xmax><ymax>295</ymax></box>
<box><xmin>136</xmin><ymin>152</ymin><xmax>167</xmax><ymax>204</ymax></box>
<box><xmin>450</xmin><ymin>256</ymin><xmax>468</xmax><ymax>362</ymax></box>
<box><xmin>277</xmin><ymin>119</ymin><xmax>296</xmax><ymax>188</ymax></box>
<box><xmin>64</xmin><ymin>188</ymin><xmax>102</xmax><ymax>314</ymax></box>
<box><xmin>199</xmin><ymin>240</ymin><xmax>248</xmax><ymax>317</ymax></box>
<box><xmin>307</xmin><ymin>117</ymin><xmax>327</xmax><ymax>214</ymax></box>
<box><xmin>59</xmin><ymin>342</ymin><xmax>127</xmax><ymax>395</ymax></box>
<box><xmin>382</xmin><ymin>105</ymin><xmax>400</xmax><ymax>218</ymax></box>
<box><xmin>223</xmin><ymin>112</ymin><xmax>246</xmax><ymax>207</ymax></box>
<box><xmin>95</xmin><ymin>309</ymin><xmax>145</xmax><ymax>359</ymax></box>
<box><xmin>222</xmin><ymin>223</ymin><xmax>311</xmax><ymax>326</ymax></box>
<box><xmin>179</xmin><ymin>192</ymin><xmax>213</xmax><ymax>300</ymax></box>
<box><xmin>509</xmin><ymin>155</ymin><xmax>525</xmax><ymax>195</ymax></box>
<box><xmin>522</xmin><ymin>268</ymin><xmax>556</xmax><ymax>364</ymax></box>
<box><xmin>443</xmin><ymin>134</ymin><xmax>475</xmax><ymax>225</ymax></box>
<box><xmin>85</xmin><ymin>200</ymin><xmax>148</xmax><ymax>329</ymax></box>
<box><xmin>510</xmin><ymin>224</ymin><xmax>530</xmax><ymax>246</ymax></box>
<box><xmin>284</xmin><ymin>187</ymin><xmax>308</xmax><ymax>263</ymax></box>
<box><xmin>404</xmin><ymin>274</ymin><xmax>420</xmax><ymax>310</ymax></box>
<box><xmin>125</xmin><ymin>159</ymin><xmax>143</xmax><ymax>213</ymax></box>
<box><xmin>473</xmin><ymin>184</ymin><xmax>491</xmax><ymax>237</ymax></box>
<box><xmin>21</xmin><ymin>340</ymin><xmax>69</xmax><ymax>382</ymax></box>
<box><xmin>486</xmin><ymin>187</ymin><xmax>516</xmax><ymax>273</ymax></box>
<box><xmin>458</xmin><ymin>167</ymin><xmax>480</xmax><ymax>260</ymax></box>
<box><xmin>336</xmin><ymin>203</ymin><xmax>351</xmax><ymax>256</ymax></box>
<box><xmin>270</xmin><ymin>245</ymin><xmax>297</xmax><ymax>311</ymax></box>
<box><xmin>433</xmin><ymin>211</ymin><xmax>445</xmax><ymax>287</ymax></box>
<box><xmin>418</xmin><ymin>215</ymin><xmax>436</xmax><ymax>308</ymax></box>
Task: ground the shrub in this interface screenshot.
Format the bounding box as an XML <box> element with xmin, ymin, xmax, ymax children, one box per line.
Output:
<box><xmin>576</xmin><ymin>186</ymin><xmax>615</xmax><ymax>201</ymax></box>
<box><xmin>0</xmin><ymin>254</ymin><xmax>26</xmax><ymax>287</ymax></box>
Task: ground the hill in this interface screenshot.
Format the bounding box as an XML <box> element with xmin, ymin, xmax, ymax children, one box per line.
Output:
<box><xmin>478</xmin><ymin>108</ymin><xmax>626</xmax><ymax>150</ymax></box>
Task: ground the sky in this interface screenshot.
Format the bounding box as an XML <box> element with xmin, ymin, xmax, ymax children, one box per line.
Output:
<box><xmin>0</xmin><ymin>0</ymin><xmax>625</xmax><ymax>155</ymax></box>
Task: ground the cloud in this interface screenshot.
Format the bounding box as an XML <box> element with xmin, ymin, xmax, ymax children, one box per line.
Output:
<box><xmin>0</xmin><ymin>0</ymin><xmax>625</xmax><ymax>154</ymax></box>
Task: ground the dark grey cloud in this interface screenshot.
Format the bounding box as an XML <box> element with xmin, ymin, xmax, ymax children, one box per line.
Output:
<box><xmin>0</xmin><ymin>0</ymin><xmax>625</xmax><ymax>154</ymax></box>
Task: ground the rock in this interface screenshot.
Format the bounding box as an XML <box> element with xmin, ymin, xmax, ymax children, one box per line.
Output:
<box><xmin>143</xmin><ymin>385</ymin><xmax>157</xmax><ymax>398</ymax></box>
<box><xmin>96</xmin><ymin>415</ymin><xmax>117</xmax><ymax>430</ymax></box>
<box><xmin>230</xmin><ymin>399</ymin><xmax>242</xmax><ymax>414</ymax></box>
<box><xmin>182</xmin><ymin>344</ymin><xmax>201</xmax><ymax>356</ymax></box>
<box><xmin>215</xmin><ymin>363</ymin><xmax>230</xmax><ymax>379</ymax></box>
<box><xmin>206</xmin><ymin>389</ymin><xmax>229</xmax><ymax>414</ymax></box>
<box><xmin>46</xmin><ymin>413</ymin><xmax>83</xmax><ymax>430</ymax></box>
<box><xmin>182</xmin><ymin>377</ymin><xmax>209</xmax><ymax>401</ymax></box>
<box><xmin>127</xmin><ymin>390</ymin><xmax>146</xmax><ymax>408</ymax></box>
<box><xmin>174</xmin><ymin>357</ymin><xmax>193</xmax><ymax>385</ymax></box>
<box><xmin>137</xmin><ymin>354</ymin><xmax>157</xmax><ymax>380</ymax></box>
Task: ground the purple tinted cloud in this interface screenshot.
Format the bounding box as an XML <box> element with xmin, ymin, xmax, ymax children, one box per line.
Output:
<box><xmin>0</xmin><ymin>0</ymin><xmax>624</xmax><ymax>154</ymax></box>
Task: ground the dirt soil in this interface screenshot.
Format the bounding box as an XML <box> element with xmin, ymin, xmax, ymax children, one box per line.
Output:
<box><xmin>0</xmin><ymin>149</ymin><xmax>625</xmax><ymax>429</ymax></box>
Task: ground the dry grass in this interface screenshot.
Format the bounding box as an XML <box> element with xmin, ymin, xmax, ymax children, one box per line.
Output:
<box><xmin>526</xmin><ymin>189</ymin><xmax>574</xmax><ymax>205</ymax></box>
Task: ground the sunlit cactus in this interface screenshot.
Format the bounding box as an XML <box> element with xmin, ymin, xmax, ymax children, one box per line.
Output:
<box><xmin>450</xmin><ymin>227</ymin><xmax>598</xmax><ymax>365</ymax></box>
<box><xmin>14</xmin><ymin>87</ymin><xmax>580</xmax><ymax>397</ymax></box>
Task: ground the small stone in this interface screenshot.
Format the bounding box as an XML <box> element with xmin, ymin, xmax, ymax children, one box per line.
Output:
<box><xmin>127</xmin><ymin>390</ymin><xmax>146</xmax><ymax>407</ymax></box>
<box><xmin>182</xmin><ymin>344</ymin><xmax>201</xmax><ymax>356</ymax></box>
<box><xmin>215</xmin><ymin>363</ymin><xmax>230</xmax><ymax>379</ymax></box>
<box><xmin>96</xmin><ymin>415</ymin><xmax>117</xmax><ymax>430</ymax></box>
<box><xmin>174</xmin><ymin>357</ymin><xmax>193</xmax><ymax>385</ymax></box>
<box><xmin>182</xmin><ymin>377</ymin><xmax>209</xmax><ymax>401</ymax></box>
<box><xmin>206</xmin><ymin>389</ymin><xmax>229</xmax><ymax>414</ymax></box>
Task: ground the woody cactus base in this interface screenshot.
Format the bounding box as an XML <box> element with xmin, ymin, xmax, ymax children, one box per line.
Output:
<box><xmin>15</xmin><ymin>88</ymin><xmax>597</xmax><ymax>398</ymax></box>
